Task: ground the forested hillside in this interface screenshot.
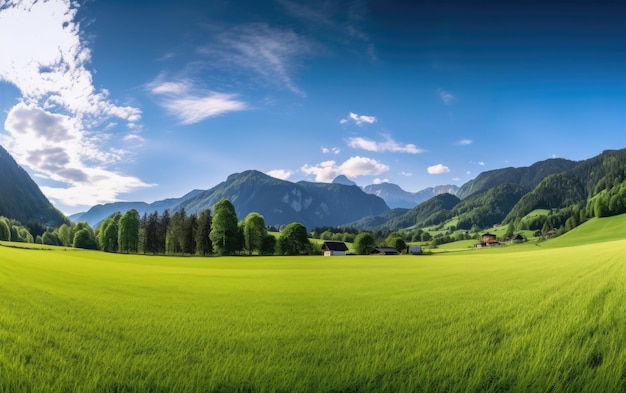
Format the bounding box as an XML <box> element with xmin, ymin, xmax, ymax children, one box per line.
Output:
<box><xmin>457</xmin><ymin>158</ymin><xmax>577</xmax><ymax>199</ymax></box>
<box><xmin>0</xmin><ymin>145</ymin><xmax>67</xmax><ymax>227</ymax></box>
<box><xmin>505</xmin><ymin>149</ymin><xmax>626</xmax><ymax>222</ymax></box>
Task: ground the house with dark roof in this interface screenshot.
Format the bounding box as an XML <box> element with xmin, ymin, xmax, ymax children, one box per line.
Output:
<box><xmin>321</xmin><ymin>241</ymin><xmax>349</xmax><ymax>256</ymax></box>
<box><xmin>370</xmin><ymin>247</ymin><xmax>400</xmax><ymax>255</ymax></box>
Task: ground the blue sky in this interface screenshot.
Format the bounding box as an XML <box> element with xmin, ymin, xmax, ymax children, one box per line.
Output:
<box><xmin>1</xmin><ymin>0</ymin><xmax>626</xmax><ymax>214</ymax></box>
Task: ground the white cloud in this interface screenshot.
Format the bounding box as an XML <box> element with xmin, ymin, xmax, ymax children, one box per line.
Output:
<box><xmin>301</xmin><ymin>156</ymin><xmax>389</xmax><ymax>182</ymax></box>
<box><xmin>0</xmin><ymin>0</ymin><xmax>150</xmax><ymax>208</ymax></box>
<box><xmin>347</xmin><ymin>135</ymin><xmax>425</xmax><ymax>154</ymax></box>
<box><xmin>0</xmin><ymin>0</ymin><xmax>141</xmax><ymax>124</ymax></box>
<box><xmin>452</xmin><ymin>177</ymin><xmax>461</xmax><ymax>181</ymax></box>
<box><xmin>372</xmin><ymin>178</ymin><xmax>389</xmax><ymax>184</ymax></box>
<box><xmin>3</xmin><ymin>103</ymin><xmax>153</xmax><ymax>207</ymax></box>
<box><xmin>439</xmin><ymin>89</ymin><xmax>455</xmax><ymax>105</ymax></box>
<box><xmin>148</xmin><ymin>77</ymin><xmax>247</xmax><ymax>125</ymax></box>
<box><xmin>267</xmin><ymin>169</ymin><xmax>294</xmax><ymax>180</ymax></box>
<box><xmin>201</xmin><ymin>23</ymin><xmax>312</xmax><ymax>96</ymax></box>
<box><xmin>427</xmin><ymin>164</ymin><xmax>451</xmax><ymax>175</ymax></box>
<box><xmin>479</xmin><ymin>161</ymin><xmax>486</xmax><ymax>166</ymax></box>
<box><xmin>322</xmin><ymin>146</ymin><xmax>341</xmax><ymax>155</ymax></box>
<box><xmin>341</xmin><ymin>112</ymin><xmax>376</xmax><ymax>126</ymax></box>
<box><xmin>401</xmin><ymin>171</ymin><xmax>412</xmax><ymax>177</ymax></box>
<box><xmin>458</xmin><ymin>139</ymin><xmax>473</xmax><ymax>145</ymax></box>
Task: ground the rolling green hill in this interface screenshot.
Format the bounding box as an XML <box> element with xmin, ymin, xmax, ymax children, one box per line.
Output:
<box><xmin>542</xmin><ymin>214</ymin><xmax>626</xmax><ymax>248</ymax></box>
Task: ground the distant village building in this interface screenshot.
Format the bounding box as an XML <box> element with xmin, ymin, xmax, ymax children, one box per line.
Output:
<box><xmin>408</xmin><ymin>245</ymin><xmax>423</xmax><ymax>255</ymax></box>
<box><xmin>370</xmin><ymin>247</ymin><xmax>401</xmax><ymax>255</ymax></box>
<box><xmin>510</xmin><ymin>234</ymin><xmax>526</xmax><ymax>243</ymax></box>
<box><xmin>477</xmin><ymin>233</ymin><xmax>500</xmax><ymax>248</ymax></box>
<box><xmin>321</xmin><ymin>241</ymin><xmax>349</xmax><ymax>256</ymax></box>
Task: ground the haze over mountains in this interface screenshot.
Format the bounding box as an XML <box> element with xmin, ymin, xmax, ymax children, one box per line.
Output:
<box><xmin>3</xmin><ymin>144</ymin><xmax>626</xmax><ymax>234</ymax></box>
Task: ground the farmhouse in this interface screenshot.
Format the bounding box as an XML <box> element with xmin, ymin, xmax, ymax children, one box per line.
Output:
<box><xmin>321</xmin><ymin>241</ymin><xmax>349</xmax><ymax>256</ymax></box>
<box><xmin>510</xmin><ymin>233</ymin><xmax>526</xmax><ymax>243</ymax></box>
<box><xmin>371</xmin><ymin>247</ymin><xmax>400</xmax><ymax>255</ymax></box>
<box><xmin>477</xmin><ymin>232</ymin><xmax>500</xmax><ymax>248</ymax></box>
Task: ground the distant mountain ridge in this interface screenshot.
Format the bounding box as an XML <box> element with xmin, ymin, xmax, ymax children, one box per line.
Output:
<box><xmin>363</xmin><ymin>182</ymin><xmax>459</xmax><ymax>209</ymax></box>
<box><xmin>178</xmin><ymin>170</ymin><xmax>389</xmax><ymax>228</ymax></box>
<box><xmin>70</xmin><ymin>189</ymin><xmax>203</xmax><ymax>228</ymax></box>
<box><xmin>0</xmin><ymin>145</ymin><xmax>67</xmax><ymax>226</ymax></box>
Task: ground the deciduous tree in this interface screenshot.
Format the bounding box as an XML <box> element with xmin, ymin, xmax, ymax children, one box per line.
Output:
<box><xmin>354</xmin><ymin>232</ymin><xmax>376</xmax><ymax>255</ymax></box>
<box><xmin>118</xmin><ymin>209</ymin><xmax>140</xmax><ymax>254</ymax></box>
<box><xmin>277</xmin><ymin>222</ymin><xmax>309</xmax><ymax>255</ymax></box>
<box><xmin>210</xmin><ymin>199</ymin><xmax>239</xmax><ymax>255</ymax></box>
<box><xmin>243</xmin><ymin>212</ymin><xmax>266</xmax><ymax>255</ymax></box>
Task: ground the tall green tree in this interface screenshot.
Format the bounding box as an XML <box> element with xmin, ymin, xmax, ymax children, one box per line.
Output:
<box><xmin>144</xmin><ymin>211</ymin><xmax>160</xmax><ymax>255</ymax></box>
<box><xmin>158</xmin><ymin>210</ymin><xmax>170</xmax><ymax>254</ymax></box>
<box><xmin>73</xmin><ymin>222</ymin><xmax>97</xmax><ymax>249</ymax></box>
<box><xmin>277</xmin><ymin>222</ymin><xmax>309</xmax><ymax>255</ymax></box>
<box><xmin>57</xmin><ymin>223</ymin><xmax>73</xmax><ymax>247</ymax></box>
<box><xmin>195</xmin><ymin>209</ymin><xmax>213</xmax><ymax>256</ymax></box>
<box><xmin>354</xmin><ymin>232</ymin><xmax>376</xmax><ymax>255</ymax></box>
<box><xmin>97</xmin><ymin>213</ymin><xmax>121</xmax><ymax>252</ymax></box>
<box><xmin>385</xmin><ymin>232</ymin><xmax>406</xmax><ymax>252</ymax></box>
<box><xmin>118</xmin><ymin>209</ymin><xmax>140</xmax><ymax>254</ymax></box>
<box><xmin>243</xmin><ymin>212</ymin><xmax>267</xmax><ymax>255</ymax></box>
<box><xmin>0</xmin><ymin>218</ymin><xmax>9</xmax><ymax>241</ymax></box>
<box><xmin>167</xmin><ymin>209</ymin><xmax>187</xmax><ymax>254</ymax></box>
<box><xmin>210</xmin><ymin>199</ymin><xmax>239</xmax><ymax>255</ymax></box>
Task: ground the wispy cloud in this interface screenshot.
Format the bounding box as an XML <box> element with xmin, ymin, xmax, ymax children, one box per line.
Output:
<box><xmin>0</xmin><ymin>0</ymin><xmax>151</xmax><ymax>208</ymax></box>
<box><xmin>401</xmin><ymin>171</ymin><xmax>413</xmax><ymax>177</ymax></box>
<box><xmin>322</xmin><ymin>146</ymin><xmax>341</xmax><ymax>155</ymax></box>
<box><xmin>458</xmin><ymin>139</ymin><xmax>473</xmax><ymax>145</ymax></box>
<box><xmin>348</xmin><ymin>135</ymin><xmax>425</xmax><ymax>154</ymax></box>
<box><xmin>341</xmin><ymin>112</ymin><xmax>376</xmax><ymax>126</ymax></box>
<box><xmin>200</xmin><ymin>23</ymin><xmax>312</xmax><ymax>96</ymax></box>
<box><xmin>277</xmin><ymin>0</ymin><xmax>376</xmax><ymax>61</ymax></box>
<box><xmin>372</xmin><ymin>178</ymin><xmax>389</xmax><ymax>184</ymax></box>
<box><xmin>301</xmin><ymin>156</ymin><xmax>389</xmax><ymax>182</ymax></box>
<box><xmin>427</xmin><ymin>164</ymin><xmax>451</xmax><ymax>175</ymax></box>
<box><xmin>148</xmin><ymin>77</ymin><xmax>247</xmax><ymax>125</ymax></box>
<box><xmin>439</xmin><ymin>89</ymin><xmax>455</xmax><ymax>105</ymax></box>
<box><xmin>267</xmin><ymin>169</ymin><xmax>294</xmax><ymax>180</ymax></box>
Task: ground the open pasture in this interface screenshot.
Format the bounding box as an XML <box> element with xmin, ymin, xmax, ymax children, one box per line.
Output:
<box><xmin>1</xmin><ymin>228</ymin><xmax>626</xmax><ymax>392</ymax></box>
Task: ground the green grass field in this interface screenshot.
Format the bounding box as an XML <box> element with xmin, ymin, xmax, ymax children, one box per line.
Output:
<box><xmin>2</xmin><ymin>216</ymin><xmax>626</xmax><ymax>392</ymax></box>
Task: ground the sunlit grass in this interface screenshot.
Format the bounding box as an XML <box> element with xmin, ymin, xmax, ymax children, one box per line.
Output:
<box><xmin>1</xmin><ymin>217</ymin><xmax>626</xmax><ymax>391</ymax></box>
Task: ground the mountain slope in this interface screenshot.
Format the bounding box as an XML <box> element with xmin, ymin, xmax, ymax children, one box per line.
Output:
<box><xmin>380</xmin><ymin>193</ymin><xmax>461</xmax><ymax>230</ymax></box>
<box><xmin>71</xmin><ymin>189</ymin><xmax>203</xmax><ymax>227</ymax></box>
<box><xmin>505</xmin><ymin>149</ymin><xmax>626</xmax><ymax>221</ymax></box>
<box><xmin>177</xmin><ymin>170</ymin><xmax>389</xmax><ymax>228</ymax></box>
<box><xmin>0</xmin><ymin>145</ymin><xmax>67</xmax><ymax>226</ymax></box>
<box><xmin>457</xmin><ymin>158</ymin><xmax>577</xmax><ymax>199</ymax></box>
<box><xmin>363</xmin><ymin>183</ymin><xmax>458</xmax><ymax>209</ymax></box>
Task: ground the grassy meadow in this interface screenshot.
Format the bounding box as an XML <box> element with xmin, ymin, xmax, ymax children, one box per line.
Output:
<box><xmin>2</xmin><ymin>216</ymin><xmax>626</xmax><ymax>392</ymax></box>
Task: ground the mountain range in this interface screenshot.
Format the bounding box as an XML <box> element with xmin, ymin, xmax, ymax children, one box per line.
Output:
<box><xmin>3</xmin><ymin>144</ymin><xmax>626</xmax><ymax>234</ymax></box>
